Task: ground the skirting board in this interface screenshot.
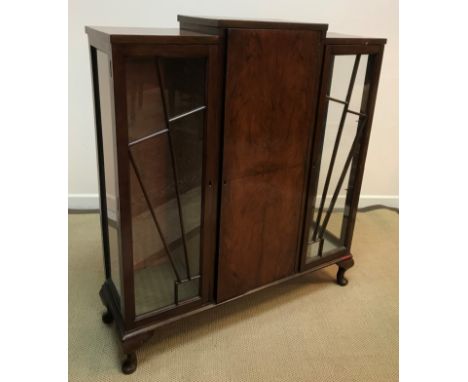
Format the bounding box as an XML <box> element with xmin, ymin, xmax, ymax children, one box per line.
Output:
<box><xmin>68</xmin><ymin>194</ymin><xmax>399</xmax><ymax>211</ymax></box>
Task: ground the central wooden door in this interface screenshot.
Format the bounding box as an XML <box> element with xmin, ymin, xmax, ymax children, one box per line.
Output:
<box><xmin>217</xmin><ymin>28</ymin><xmax>323</xmax><ymax>302</ymax></box>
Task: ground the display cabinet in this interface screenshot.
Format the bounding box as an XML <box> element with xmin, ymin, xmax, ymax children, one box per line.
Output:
<box><xmin>86</xmin><ymin>16</ymin><xmax>385</xmax><ymax>374</ymax></box>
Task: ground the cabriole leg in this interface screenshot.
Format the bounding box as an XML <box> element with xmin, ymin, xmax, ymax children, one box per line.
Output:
<box><xmin>119</xmin><ymin>331</ymin><xmax>153</xmax><ymax>374</ymax></box>
<box><xmin>336</xmin><ymin>257</ymin><xmax>355</xmax><ymax>286</ymax></box>
<box><xmin>101</xmin><ymin>307</ymin><xmax>114</xmax><ymax>325</ymax></box>
<box><xmin>121</xmin><ymin>352</ymin><xmax>137</xmax><ymax>375</ymax></box>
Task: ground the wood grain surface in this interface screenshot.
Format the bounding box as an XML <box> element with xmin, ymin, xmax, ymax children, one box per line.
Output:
<box><xmin>217</xmin><ymin>28</ymin><xmax>323</xmax><ymax>301</ymax></box>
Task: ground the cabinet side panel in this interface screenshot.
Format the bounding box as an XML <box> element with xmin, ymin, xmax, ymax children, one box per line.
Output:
<box><xmin>218</xmin><ymin>29</ymin><xmax>323</xmax><ymax>301</ymax></box>
<box><xmin>95</xmin><ymin>49</ymin><xmax>124</xmax><ymax>305</ymax></box>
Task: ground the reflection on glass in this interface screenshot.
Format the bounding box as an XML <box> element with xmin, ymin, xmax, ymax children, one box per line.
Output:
<box><xmin>130</xmin><ymin>134</ymin><xmax>186</xmax><ymax>276</ymax></box>
<box><xmin>130</xmin><ymin>163</ymin><xmax>178</xmax><ymax>315</ymax></box>
<box><xmin>306</xmin><ymin>54</ymin><xmax>368</xmax><ymax>263</ymax></box>
<box><xmin>126</xmin><ymin>58</ymin><xmax>166</xmax><ymax>143</ymax></box>
<box><xmin>159</xmin><ymin>57</ymin><xmax>206</xmax><ymax>118</ymax></box>
<box><xmin>97</xmin><ymin>50</ymin><xmax>122</xmax><ymax>300</ymax></box>
<box><xmin>170</xmin><ymin>111</ymin><xmax>204</xmax><ymax>275</ymax></box>
<box><xmin>127</xmin><ymin>56</ymin><xmax>206</xmax><ymax>316</ymax></box>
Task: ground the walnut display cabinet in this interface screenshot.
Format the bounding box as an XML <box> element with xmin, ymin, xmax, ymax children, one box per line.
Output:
<box><xmin>86</xmin><ymin>15</ymin><xmax>386</xmax><ymax>374</ymax></box>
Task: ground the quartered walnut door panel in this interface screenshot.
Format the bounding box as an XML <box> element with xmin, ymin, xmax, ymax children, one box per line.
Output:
<box><xmin>218</xmin><ymin>165</ymin><xmax>306</xmax><ymax>300</ymax></box>
<box><xmin>217</xmin><ymin>28</ymin><xmax>323</xmax><ymax>301</ymax></box>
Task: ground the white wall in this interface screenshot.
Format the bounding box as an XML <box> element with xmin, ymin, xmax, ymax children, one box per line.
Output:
<box><xmin>68</xmin><ymin>0</ymin><xmax>398</xmax><ymax>209</ymax></box>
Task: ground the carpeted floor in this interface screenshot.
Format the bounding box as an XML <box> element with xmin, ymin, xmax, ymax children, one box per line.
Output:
<box><xmin>69</xmin><ymin>208</ymin><xmax>398</xmax><ymax>381</ymax></box>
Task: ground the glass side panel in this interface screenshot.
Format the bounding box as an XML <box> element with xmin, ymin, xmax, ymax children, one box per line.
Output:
<box><xmin>125</xmin><ymin>57</ymin><xmax>166</xmax><ymax>143</ymax></box>
<box><xmin>97</xmin><ymin>50</ymin><xmax>122</xmax><ymax>300</ymax></box>
<box><xmin>306</xmin><ymin>54</ymin><xmax>368</xmax><ymax>263</ymax></box>
<box><xmin>159</xmin><ymin>57</ymin><xmax>206</xmax><ymax>119</ymax></box>
<box><xmin>329</xmin><ymin>55</ymin><xmax>355</xmax><ymax>101</ymax></box>
<box><xmin>349</xmin><ymin>55</ymin><xmax>369</xmax><ymax>112</ymax></box>
<box><xmin>306</xmin><ymin>102</ymin><xmax>351</xmax><ymax>262</ymax></box>
<box><xmin>127</xmin><ymin>56</ymin><xmax>206</xmax><ymax>316</ymax></box>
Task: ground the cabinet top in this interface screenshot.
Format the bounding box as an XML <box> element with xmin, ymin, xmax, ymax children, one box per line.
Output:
<box><xmin>326</xmin><ymin>32</ymin><xmax>387</xmax><ymax>45</ymax></box>
<box><xmin>85</xmin><ymin>26</ymin><xmax>219</xmax><ymax>53</ymax></box>
<box><xmin>177</xmin><ymin>15</ymin><xmax>329</xmax><ymax>31</ymax></box>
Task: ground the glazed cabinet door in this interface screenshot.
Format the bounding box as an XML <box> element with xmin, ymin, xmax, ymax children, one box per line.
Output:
<box><xmin>300</xmin><ymin>44</ymin><xmax>384</xmax><ymax>270</ymax></box>
<box><xmin>94</xmin><ymin>43</ymin><xmax>220</xmax><ymax>328</ymax></box>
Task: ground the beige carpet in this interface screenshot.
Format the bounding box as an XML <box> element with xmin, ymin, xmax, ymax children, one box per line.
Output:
<box><xmin>69</xmin><ymin>208</ymin><xmax>398</xmax><ymax>381</ymax></box>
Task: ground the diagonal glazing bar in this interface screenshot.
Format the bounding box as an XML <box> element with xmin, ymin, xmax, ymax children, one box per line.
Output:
<box><xmin>326</xmin><ymin>97</ymin><xmax>367</xmax><ymax>117</ymax></box>
<box><xmin>128</xmin><ymin>151</ymin><xmax>183</xmax><ymax>282</ymax></box>
<box><xmin>168</xmin><ymin>105</ymin><xmax>206</xmax><ymax>123</ymax></box>
<box><xmin>326</xmin><ymin>96</ymin><xmax>348</xmax><ymax>106</ymax></box>
<box><xmin>318</xmin><ymin>117</ymin><xmax>367</xmax><ymax>241</ymax></box>
<box><xmin>156</xmin><ymin>58</ymin><xmax>192</xmax><ymax>280</ymax></box>
<box><xmin>128</xmin><ymin>128</ymin><xmax>169</xmax><ymax>147</ymax></box>
<box><xmin>347</xmin><ymin>109</ymin><xmax>367</xmax><ymax>118</ymax></box>
<box><xmin>312</xmin><ymin>54</ymin><xmax>362</xmax><ymax>242</ymax></box>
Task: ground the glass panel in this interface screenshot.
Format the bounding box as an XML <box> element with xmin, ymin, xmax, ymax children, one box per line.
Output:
<box><xmin>130</xmin><ymin>164</ymin><xmax>178</xmax><ymax>315</ymax></box>
<box><xmin>97</xmin><ymin>50</ymin><xmax>122</xmax><ymax>300</ymax></box>
<box><xmin>159</xmin><ymin>57</ymin><xmax>206</xmax><ymax>118</ymax></box>
<box><xmin>329</xmin><ymin>55</ymin><xmax>355</xmax><ymax>101</ymax></box>
<box><xmin>307</xmin><ymin>102</ymin><xmax>353</xmax><ymax>261</ymax></box>
<box><xmin>125</xmin><ymin>57</ymin><xmax>166</xmax><ymax>143</ymax></box>
<box><xmin>128</xmin><ymin>55</ymin><xmax>206</xmax><ymax>315</ymax></box>
<box><xmin>316</xmin><ymin>110</ymin><xmax>356</xmax><ymax>239</ymax></box>
<box><xmin>130</xmin><ymin>135</ymin><xmax>187</xmax><ymax>281</ymax></box>
<box><xmin>349</xmin><ymin>55</ymin><xmax>369</xmax><ymax>112</ymax></box>
<box><xmin>177</xmin><ymin>278</ymin><xmax>200</xmax><ymax>303</ymax></box>
<box><xmin>170</xmin><ymin>111</ymin><xmax>205</xmax><ymax>275</ymax></box>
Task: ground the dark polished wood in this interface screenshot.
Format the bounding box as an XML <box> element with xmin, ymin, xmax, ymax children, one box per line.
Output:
<box><xmin>217</xmin><ymin>28</ymin><xmax>323</xmax><ymax>302</ymax></box>
<box><xmin>177</xmin><ymin>15</ymin><xmax>328</xmax><ymax>31</ymax></box>
<box><xmin>86</xmin><ymin>17</ymin><xmax>386</xmax><ymax>373</ymax></box>
<box><xmin>326</xmin><ymin>32</ymin><xmax>387</xmax><ymax>45</ymax></box>
<box><xmin>101</xmin><ymin>308</ymin><xmax>114</xmax><ymax>325</ymax></box>
<box><xmin>336</xmin><ymin>257</ymin><xmax>355</xmax><ymax>286</ymax></box>
<box><xmin>85</xmin><ymin>26</ymin><xmax>218</xmax><ymax>54</ymax></box>
<box><xmin>111</xmin><ymin>43</ymin><xmax>136</xmax><ymax>328</ymax></box>
<box><xmin>121</xmin><ymin>352</ymin><xmax>137</xmax><ymax>375</ymax></box>
<box><xmin>89</xmin><ymin>46</ymin><xmax>112</xmax><ymax>282</ymax></box>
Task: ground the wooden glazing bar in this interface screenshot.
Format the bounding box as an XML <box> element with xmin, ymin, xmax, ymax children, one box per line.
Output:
<box><xmin>326</xmin><ymin>95</ymin><xmax>348</xmax><ymax>105</ymax></box>
<box><xmin>168</xmin><ymin>105</ymin><xmax>207</xmax><ymax>123</ymax></box>
<box><xmin>128</xmin><ymin>129</ymin><xmax>169</xmax><ymax>147</ymax></box>
<box><xmin>175</xmin><ymin>275</ymin><xmax>201</xmax><ymax>305</ymax></box>
<box><xmin>155</xmin><ymin>58</ymin><xmax>192</xmax><ymax>280</ymax></box>
<box><xmin>174</xmin><ymin>282</ymin><xmax>179</xmax><ymax>305</ymax></box>
<box><xmin>347</xmin><ymin>109</ymin><xmax>367</xmax><ymax>117</ymax></box>
<box><xmin>128</xmin><ymin>151</ymin><xmax>183</xmax><ymax>282</ymax></box>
